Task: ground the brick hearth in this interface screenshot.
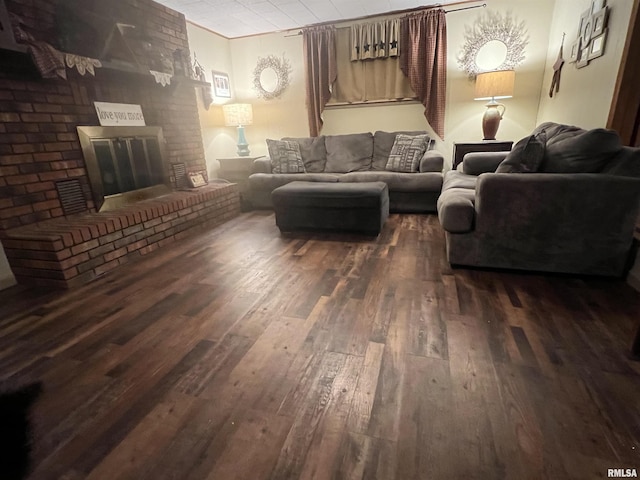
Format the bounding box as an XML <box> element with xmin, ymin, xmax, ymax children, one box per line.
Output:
<box><xmin>3</xmin><ymin>184</ymin><xmax>240</xmax><ymax>288</ymax></box>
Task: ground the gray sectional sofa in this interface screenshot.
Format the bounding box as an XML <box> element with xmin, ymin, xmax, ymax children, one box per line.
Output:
<box><xmin>248</xmin><ymin>131</ymin><xmax>444</xmax><ymax>212</ymax></box>
<box><xmin>437</xmin><ymin>122</ymin><xmax>640</xmax><ymax>276</ymax></box>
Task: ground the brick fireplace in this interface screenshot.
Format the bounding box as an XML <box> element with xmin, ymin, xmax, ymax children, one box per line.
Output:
<box><xmin>0</xmin><ymin>0</ymin><xmax>241</xmax><ymax>287</ymax></box>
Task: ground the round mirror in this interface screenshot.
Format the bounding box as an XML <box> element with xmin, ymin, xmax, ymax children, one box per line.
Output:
<box><xmin>253</xmin><ymin>55</ymin><xmax>292</xmax><ymax>100</ymax></box>
<box><xmin>458</xmin><ymin>11</ymin><xmax>529</xmax><ymax>77</ymax></box>
<box><xmin>259</xmin><ymin>67</ymin><xmax>279</xmax><ymax>94</ymax></box>
<box><xmin>475</xmin><ymin>40</ymin><xmax>508</xmax><ymax>71</ymax></box>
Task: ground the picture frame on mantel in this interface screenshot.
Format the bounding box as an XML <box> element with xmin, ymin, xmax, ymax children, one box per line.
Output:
<box><xmin>212</xmin><ymin>70</ymin><xmax>231</xmax><ymax>98</ymax></box>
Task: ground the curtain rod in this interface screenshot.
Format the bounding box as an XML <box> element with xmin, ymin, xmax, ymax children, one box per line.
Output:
<box><xmin>283</xmin><ymin>2</ymin><xmax>486</xmax><ymax>37</ymax></box>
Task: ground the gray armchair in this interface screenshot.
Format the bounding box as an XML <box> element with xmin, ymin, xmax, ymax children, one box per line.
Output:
<box><xmin>438</xmin><ymin>123</ymin><xmax>640</xmax><ymax>276</ymax></box>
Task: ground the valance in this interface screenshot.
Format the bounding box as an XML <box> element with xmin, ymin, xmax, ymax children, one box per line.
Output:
<box><xmin>350</xmin><ymin>18</ymin><xmax>400</xmax><ymax>61</ymax></box>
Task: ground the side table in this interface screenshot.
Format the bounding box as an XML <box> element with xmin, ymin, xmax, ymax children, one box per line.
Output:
<box><xmin>218</xmin><ymin>156</ymin><xmax>260</xmax><ymax>210</ymax></box>
<box><xmin>452</xmin><ymin>140</ymin><xmax>513</xmax><ymax>170</ymax></box>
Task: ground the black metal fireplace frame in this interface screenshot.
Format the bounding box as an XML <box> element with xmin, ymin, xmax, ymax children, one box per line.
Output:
<box><xmin>77</xmin><ymin>125</ymin><xmax>172</xmax><ymax>212</ymax></box>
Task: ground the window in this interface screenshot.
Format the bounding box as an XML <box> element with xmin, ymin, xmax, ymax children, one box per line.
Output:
<box><xmin>328</xmin><ymin>27</ymin><xmax>416</xmax><ymax>105</ymax></box>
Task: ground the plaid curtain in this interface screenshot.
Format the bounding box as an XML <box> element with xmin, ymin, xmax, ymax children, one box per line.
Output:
<box><xmin>400</xmin><ymin>9</ymin><xmax>447</xmax><ymax>139</ymax></box>
<box><xmin>303</xmin><ymin>26</ymin><xmax>337</xmax><ymax>137</ymax></box>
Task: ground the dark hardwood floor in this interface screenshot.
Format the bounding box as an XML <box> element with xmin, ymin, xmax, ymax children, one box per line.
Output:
<box><xmin>1</xmin><ymin>212</ymin><xmax>639</xmax><ymax>480</ymax></box>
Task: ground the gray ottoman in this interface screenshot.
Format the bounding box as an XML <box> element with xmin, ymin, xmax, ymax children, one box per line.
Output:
<box><xmin>272</xmin><ymin>181</ymin><xmax>389</xmax><ymax>235</ymax></box>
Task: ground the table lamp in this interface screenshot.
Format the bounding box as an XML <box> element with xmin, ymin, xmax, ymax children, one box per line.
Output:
<box><xmin>474</xmin><ymin>70</ymin><xmax>515</xmax><ymax>141</ymax></box>
<box><xmin>223</xmin><ymin>103</ymin><xmax>253</xmax><ymax>156</ymax></box>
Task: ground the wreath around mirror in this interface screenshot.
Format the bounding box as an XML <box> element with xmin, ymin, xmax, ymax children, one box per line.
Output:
<box><xmin>253</xmin><ymin>55</ymin><xmax>292</xmax><ymax>100</ymax></box>
<box><xmin>458</xmin><ymin>11</ymin><xmax>529</xmax><ymax>78</ymax></box>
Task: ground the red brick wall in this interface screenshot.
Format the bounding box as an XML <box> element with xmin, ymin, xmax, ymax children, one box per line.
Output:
<box><xmin>0</xmin><ymin>0</ymin><xmax>207</xmax><ymax>235</ymax></box>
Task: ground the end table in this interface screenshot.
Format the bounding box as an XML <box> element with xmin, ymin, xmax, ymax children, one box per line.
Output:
<box><xmin>218</xmin><ymin>156</ymin><xmax>260</xmax><ymax>210</ymax></box>
<box><xmin>452</xmin><ymin>140</ymin><xmax>513</xmax><ymax>170</ymax></box>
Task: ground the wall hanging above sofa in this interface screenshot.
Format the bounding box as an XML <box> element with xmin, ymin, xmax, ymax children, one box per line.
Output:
<box><xmin>458</xmin><ymin>10</ymin><xmax>529</xmax><ymax>78</ymax></box>
<box><xmin>253</xmin><ymin>54</ymin><xmax>291</xmax><ymax>100</ymax></box>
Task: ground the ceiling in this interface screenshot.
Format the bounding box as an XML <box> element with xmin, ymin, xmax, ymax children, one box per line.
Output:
<box><xmin>154</xmin><ymin>0</ymin><xmax>461</xmax><ymax>39</ymax></box>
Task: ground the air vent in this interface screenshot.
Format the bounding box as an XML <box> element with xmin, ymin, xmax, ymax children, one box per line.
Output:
<box><xmin>172</xmin><ymin>162</ymin><xmax>188</xmax><ymax>189</ymax></box>
<box><xmin>56</xmin><ymin>179</ymin><xmax>88</xmax><ymax>216</ymax></box>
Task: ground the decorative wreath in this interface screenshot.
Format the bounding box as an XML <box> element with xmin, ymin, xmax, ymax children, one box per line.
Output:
<box><xmin>253</xmin><ymin>55</ymin><xmax>292</xmax><ymax>100</ymax></box>
<box><xmin>458</xmin><ymin>10</ymin><xmax>529</xmax><ymax>78</ymax></box>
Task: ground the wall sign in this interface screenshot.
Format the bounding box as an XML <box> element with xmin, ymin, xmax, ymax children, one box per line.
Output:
<box><xmin>94</xmin><ymin>102</ymin><xmax>146</xmax><ymax>126</ymax></box>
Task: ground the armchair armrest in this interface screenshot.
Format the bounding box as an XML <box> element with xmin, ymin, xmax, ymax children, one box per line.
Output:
<box><xmin>251</xmin><ymin>156</ymin><xmax>272</xmax><ymax>174</ymax></box>
<box><xmin>420</xmin><ymin>150</ymin><xmax>444</xmax><ymax>172</ymax></box>
<box><xmin>462</xmin><ymin>152</ymin><xmax>509</xmax><ymax>175</ymax></box>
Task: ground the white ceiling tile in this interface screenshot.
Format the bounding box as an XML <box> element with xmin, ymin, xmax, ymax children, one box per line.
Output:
<box><xmin>155</xmin><ymin>0</ymin><xmax>441</xmax><ymax>38</ymax></box>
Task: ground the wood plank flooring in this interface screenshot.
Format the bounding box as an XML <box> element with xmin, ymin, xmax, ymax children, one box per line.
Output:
<box><xmin>1</xmin><ymin>212</ymin><xmax>639</xmax><ymax>480</ymax></box>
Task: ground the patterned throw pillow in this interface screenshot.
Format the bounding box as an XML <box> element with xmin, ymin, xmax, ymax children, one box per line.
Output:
<box><xmin>385</xmin><ymin>134</ymin><xmax>430</xmax><ymax>172</ymax></box>
<box><xmin>267</xmin><ymin>139</ymin><xmax>306</xmax><ymax>174</ymax></box>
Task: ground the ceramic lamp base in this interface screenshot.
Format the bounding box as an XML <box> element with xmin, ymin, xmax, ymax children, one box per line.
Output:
<box><xmin>236</xmin><ymin>125</ymin><xmax>250</xmax><ymax>157</ymax></box>
<box><xmin>482</xmin><ymin>101</ymin><xmax>506</xmax><ymax>141</ymax></box>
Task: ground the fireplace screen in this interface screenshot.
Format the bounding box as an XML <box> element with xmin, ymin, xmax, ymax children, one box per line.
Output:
<box><xmin>78</xmin><ymin>126</ymin><xmax>171</xmax><ymax>212</ymax></box>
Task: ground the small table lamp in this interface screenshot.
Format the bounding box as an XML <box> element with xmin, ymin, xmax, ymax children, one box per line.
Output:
<box><xmin>474</xmin><ymin>70</ymin><xmax>515</xmax><ymax>141</ymax></box>
<box><xmin>223</xmin><ymin>103</ymin><xmax>253</xmax><ymax>156</ymax></box>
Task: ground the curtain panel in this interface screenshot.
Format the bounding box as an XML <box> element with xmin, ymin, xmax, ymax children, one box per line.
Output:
<box><xmin>303</xmin><ymin>26</ymin><xmax>337</xmax><ymax>137</ymax></box>
<box><xmin>332</xmin><ymin>27</ymin><xmax>415</xmax><ymax>104</ymax></box>
<box><xmin>400</xmin><ymin>9</ymin><xmax>447</xmax><ymax>139</ymax></box>
<box><xmin>350</xmin><ymin>18</ymin><xmax>400</xmax><ymax>61</ymax></box>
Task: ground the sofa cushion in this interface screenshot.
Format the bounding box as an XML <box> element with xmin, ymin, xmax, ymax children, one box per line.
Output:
<box><xmin>267</xmin><ymin>139</ymin><xmax>306</xmax><ymax>174</ymax></box>
<box><xmin>442</xmin><ymin>170</ymin><xmax>478</xmax><ymax>192</ymax></box>
<box><xmin>249</xmin><ymin>172</ymin><xmax>340</xmax><ymax>191</ymax></box>
<box><xmin>372</xmin><ymin>130</ymin><xmax>429</xmax><ymax>170</ymax></box>
<box><xmin>325</xmin><ymin>132</ymin><xmax>374</xmax><ymax>173</ymax></box>
<box><xmin>385</xmin><ymin>134</ymin><xmax>430</xmax><ymax>172</ymax></box>
<box><xmin>540</xmin><ymin>126</ymin><xmax>622</xmax><ymax>173</ymax></box>
<box><xmin>339</xmin><ymin>171</ymin><xmax>443</xmax><ymax>192</ymax></box>
<box><xmin>496</xmin><ymin>131</ymin><xmax>546</xmax><ymax>173</ymax></box>
<box><xmin>282</xmin><ymin>136</ymin><xmax>327</xmax><ymax>173</ymax></box>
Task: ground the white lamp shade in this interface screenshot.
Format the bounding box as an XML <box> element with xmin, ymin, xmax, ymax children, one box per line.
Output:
<box><xmin>223</xmin><ymin>103</ymin><xmax>253</xmax><ymax>126</ymax></box>
<box><xmin>474</xmin><ymin>70</ymin><xmax>515</xmax><ymax>100</ymax></box>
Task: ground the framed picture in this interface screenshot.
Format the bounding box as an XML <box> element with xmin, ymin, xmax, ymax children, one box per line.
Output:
<box><xmin>588</xmin><ymin>29</ymin><xmax>607</xmax><ymax>60</ymax></box>
<box><xmin>212</xmin><ymin>70</ymin><xmax>231</xmax><ymax>98</ymax></box>
<box><xmin>579</xmin><ymin>8</ymin><xmax>593</xmax><ymax>47</ymax></box>
<box><xmin>592</xmin><ymin>7</ymin><xmax>609</xmax><ymax>37</ymax></box>
<box><xmin>188</xmin><ymin>172</ymin><xmax>208</xmax><ymax>188</ymax></box>
<box><xmin>577</xmin><ymin>45</ymin><xmax>590</xmax><ymax>68</ymax></box>
<box><xmin>569</xmin><ymin>38</ymin><xmax>581</xmax><ymax>63</ymax></box>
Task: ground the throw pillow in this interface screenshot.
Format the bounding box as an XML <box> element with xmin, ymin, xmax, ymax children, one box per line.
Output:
<box><xmin>267</xmin><ymin>139</ymin><xmax>306</xmax><ymax>174</ymax></box>
<box><xmin>541</xmin><ymin>127</ymin><xmax>622</xmax><ymax>173</ymax></box>
<box><xmin>385</xmin><ymin>134</ymin><xmax>430</xmax><ymax>172</ymax></box>
<box><xmin>496</xmin><ymin>131</ymin><xmax>546</xmax><ymax>173</ymax></box>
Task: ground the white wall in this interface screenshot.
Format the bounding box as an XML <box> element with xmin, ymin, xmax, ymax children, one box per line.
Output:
<box><xmin>535</xmin><ymin>0</ymin><xmax>639</xmax><ymax>291</ymax></box>
<box><xmin>0</xmin><ymin>241</ymin><xmax>17</xmax><ymax>291</ymax></box>
<box><xmin>445</xmin><ymin>0</ymin><xmax>555</xmax><ymax>169</ymax></box>
<box><xmin>187</xmin><ymin>1</ymin><xmax>555</xmax><ymax>169</ymax></box>
<box><xmin>186</xmin><ymin>22</ymin><xmax>235</xmax><ymax>179</ymax></box>
<box><xmin>536</xmin><ymin>0</ymin><xmax>636</xmax><ymax>128</ymax></box>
